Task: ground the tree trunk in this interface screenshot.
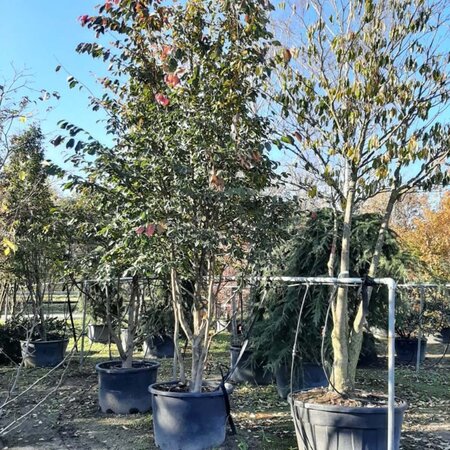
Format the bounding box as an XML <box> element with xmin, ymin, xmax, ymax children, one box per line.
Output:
<box><xmin>330</xmin><ymin>176</ymin><xmax>356</xmax><ymax>392</ymax></box>
<box><xmin>347</xmin><ymin>191</ymin><xmax>398</xmax><ymax>385</ymax></box>
<box><xmin>170</xmin><ymin>268</ymin><xmax>190</xmax><ymax>384</ymax></box>
<box><xmin>122</xmin><ymin>275</ymin><xmax>140</xmax><ymax>369</ymax></box>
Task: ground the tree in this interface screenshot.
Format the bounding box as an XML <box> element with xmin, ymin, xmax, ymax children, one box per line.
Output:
<box><xmin>400</xmin><ymin>192</ymin><xmax>450</xmax><ymax>280</ymax></box>
<box><xmin>60</xmin><ymin>0</ymin><xmax>285</xmax><ymax>384</ymax></box>
<box><xmin>275</xmin><ymin>0</ymin><xmax>450</xmax><ymax>391</ymax></box>
<box><xmin>0</xmin><ymin>126</ymin><xmax>66</xmax><ymax>338</ymax></box>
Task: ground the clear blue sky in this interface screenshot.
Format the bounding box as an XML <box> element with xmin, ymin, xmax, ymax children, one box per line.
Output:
<box><xmin>0</xmin><ymin>0</ymin><xmax>111</xmax><ymax>172</ymax></box>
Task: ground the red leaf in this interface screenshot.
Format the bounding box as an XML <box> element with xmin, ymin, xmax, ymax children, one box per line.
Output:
<box><xmin>155</xmin><ymin>93</ymin><xmax>170</xmax><ymax>107</ymax></box>
<box><xmin>135</xmin><ymin>226</ymin><xmax>146</xmax><ymax>235</ymax></box>
<box><xmin>145</xmin><ymin>223</ymin><xmax>157</xmax><ymax>237</ymax></box>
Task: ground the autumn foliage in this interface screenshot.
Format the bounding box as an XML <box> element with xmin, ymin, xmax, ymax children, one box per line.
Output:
<box><xmin>400</xmin><ymin>192</ymin><xmax>450</xmax><ymax>280</ymax></box>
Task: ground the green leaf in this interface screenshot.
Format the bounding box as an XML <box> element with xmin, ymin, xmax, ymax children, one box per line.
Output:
<box><xmin>281</xmin><ymin>135</ymin><xmax>294</xmax><ymax>145</ymax></box>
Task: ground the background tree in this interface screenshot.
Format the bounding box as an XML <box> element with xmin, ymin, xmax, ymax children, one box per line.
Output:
<box><xmin>274</xmin><ymin>0</ymin><xmax>450</xmax><ymax>391</ymax></box>
<box><xmin>400</xmin><ymin>192</ymin><xmax>450</xmax><ymax>280</ymax></box>
<box><xmin>0</xmin><ymin>126</ymin><xmax>66</xmax><ymax>338</ymax></box>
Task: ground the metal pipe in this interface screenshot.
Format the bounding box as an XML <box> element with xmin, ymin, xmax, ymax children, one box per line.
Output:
<box><xmin>416</xmin><ymin>286</ymin><xmax>425</xmax><ymax>373</ymax></box>
<box><xmin>224</xmin><ymin>275</ymin><xmax>397</xmax><ymax>450</ymax></box>
<box><xmin>80</xmin><ymin>281</ymin><xmax>87</xmax><ymax>367</ymax></box>
<box><xmin>386</xmin><ymin>278</ymin><xmax>397</xmax><ymax>450</ymax></box>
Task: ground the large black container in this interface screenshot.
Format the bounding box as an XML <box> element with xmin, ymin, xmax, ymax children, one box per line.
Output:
<box><xmin>395</xmin><ymin>337</ymin><xmax>427</xmax><ymax>365</ymax></box>
<box><xmin>21</xmin><ymin>339</ymin><xmax>69</xmax><ymax>368</ymax></box>
<box><xmin>229</xmin><ymin>345</ymin><xmax>272</xmax><ymax>385</ymax></box>
<box><xmin>96</xmin><ymin>360</ymin><xmax>160</xmax><ymax>414</ymax></box>
<box><xmin>149</xmin><ymin>381</ymin><xmax>233</xmax><ymax>450</ymax></box>
<box><xmin>289</xmin><ymin>393</ymin><xmax>408</xmax><ymax>450</ymax></box>
<box><xmin>143</xmin><ymin>335</ymin><xmax>175</xmax><ymax>359</ymax></box>
<box><xmin>87</xmin><ymin>324</ymin><xmax>111</xmax><ymax>344</ymax></box>
<box><xmin>275</xmin><ymin>363</ymin><xmax>328</xmax><ymax>400</ymax></box>
<box><xmin>439</xmin><ymin>327</ymin><xmax>450</xmax><ymax>344</ymax></box>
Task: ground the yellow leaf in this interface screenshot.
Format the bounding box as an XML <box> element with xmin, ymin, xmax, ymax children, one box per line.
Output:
<box><xmin>18</xmin><ymin>170</ymin><xmax>27</xmax><ymax>181</ymax></box>
<box><xmin>2</xmin><ymin>237</ymin><xmax>18</xmax><ymax>253</ymax></box>
<box><xmin>19</xmin><ymin>116</ymin><xmax>27</xmax><ymax>123</ymax></box>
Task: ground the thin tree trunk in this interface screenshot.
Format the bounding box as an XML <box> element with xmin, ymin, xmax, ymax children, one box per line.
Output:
<box><xmin>170</xmin><ymin>268</ymin><xmax>189</xmax><ymax>383</ymax></box>
<box><xmin>347</xmin><ymin>190</ymin><xmax>398</xmax><ymax>385</ymax></box>
<box><xmin>123</xmin><ymin>275</ymin><xmax>139</xmax><ymax>369</ymax></box>
<box><xmin>331</xmin><ymin>176</ymin><xmax>356</xmax><ymax>392</ymax></box>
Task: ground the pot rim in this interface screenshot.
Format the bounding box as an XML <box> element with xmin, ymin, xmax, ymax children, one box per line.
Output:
<box><xmin>96</xmin><ymin>359</ymin><xmax>160</xmax><ymax>374</ymax></box>
<box><xmin>21</xmin><ymin>338</ymin><xmax>69</xmax><ymax>345</ymax></box>
<box><xmin>395</xmin><ymin>337</ymin><xmax>428</xmax><ymax>342</ymax></box>
<box><xmin>149</xmin><ymin>380</ymin><xmax>233</xmax><ymax>398</ymax></box>
<box><xmin>288</xmin><ymin>391</ymin><xmax>408</xmax><ymax>414</ymax></box>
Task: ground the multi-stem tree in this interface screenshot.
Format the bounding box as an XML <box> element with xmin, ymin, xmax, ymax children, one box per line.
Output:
<box><xmin>275</xmin><ymin>0</ymin><xmax>450</xmax><ymax>391</ymax></box>
<box><xmin>61</xmin><ymin>0</ymin><xmax>285</xmax><ymax>385</ymax></box>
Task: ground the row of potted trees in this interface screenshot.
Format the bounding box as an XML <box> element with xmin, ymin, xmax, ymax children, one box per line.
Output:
<box><xmin>2</xmin><ymin>0</ymin><xmax>450</xmax><ymax>449</ymax></box>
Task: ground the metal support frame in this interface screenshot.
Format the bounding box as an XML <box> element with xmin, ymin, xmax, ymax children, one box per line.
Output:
<box><xmin>416</xmin><ymin>286</ymin><xmax>425</xmax><ymax>372</ymax></box>
<box><xmin>227</xmin><ymin>276</ymin><xmax>397</xmax><ymax>450</ymax></box>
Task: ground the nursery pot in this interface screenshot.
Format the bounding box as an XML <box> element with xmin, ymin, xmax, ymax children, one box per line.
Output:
<box><xmin>275</xmin><ymin>363</ymin><xmax>328</xmax><ymax>400</ymax></box>
<box><xmin>395</xmin><ymin>337</ymin><xmax>427</xmax><ymax>365</ymax></box>
<box><xmin>149</xmin><ymin>381</ymin><xmax>233</xmax><ymax>450</ymax></box>
<box><xmin>87</xmin><ymin>324</ymin><xmax>111</xmax><ymax>344</ymax></box>
<box><xmin>439</xmin><ymin>327</ymin><xmax>450</xmax><ymax>344</ymax></box>
<box><xmin>289</xmin><ymin>392</ymin><xmax>407</xmax><ymax>450</ymax></box>
<box><xmin>96</xmin><ymin>360</ymin><xmax>160</xmax><ymax>414</ymax></box>
<box><xmin>21</xmin><ymin>338</ymin><xmax>69</xmax><ymax>368</ymax></box>
<box><xmin>229</xmin><ymin>345</ymin><xmax>272</xmax><ymax>385</ymax></box>
<box><xmin>143</xmin><ymin>334</ymin><xmax>175</xmax><ymax>359</ymax></box>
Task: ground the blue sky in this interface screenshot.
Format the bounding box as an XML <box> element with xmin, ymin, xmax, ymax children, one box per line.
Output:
<box><xmin>0</xmin><ymin>0</ymin><xmax>111</xmax><ymax>172</ymax></box>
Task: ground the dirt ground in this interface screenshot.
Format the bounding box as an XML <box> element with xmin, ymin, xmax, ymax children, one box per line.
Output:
<box><xmin>0</xmin><ymin>339</ymin><xmax>449</xmax><ymax>450</ymax></box>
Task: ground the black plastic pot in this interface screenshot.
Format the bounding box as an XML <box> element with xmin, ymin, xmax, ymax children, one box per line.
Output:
<box><xmin>275</xmin><ymin>363</ymin><xmax>328</xmax><ymax>400</ymax></box>
<box><xmin>395</xmin><ymin>337</ymin><xmax>427</xmax><ymax>365</ymax></box>
<box><xmin>149</xmin><ymin>381</ymin><xmax>233</xmax><ymax>450</ymax></box>
<box><xmin>439</xmin><ymin>327</ymin><xmax>450</xmax><ymax>344</ymax></box>
<box><xmin>229</xmin><ymin>345</ymin><xmax>272</xmax><ymax>385</ymax></box>
<box><xmin>96</xmin><ymin>360</ymin><xmax>160</xmax><ymax>414</ymax></box>
<box><xmin>21</xmin><ymin>339</ymin><xmax>69</xmax><ymax>368</ymax></box>
<box><xmin>87</xmin><ymin>324</ymin><xmax>111</xmax><ymax>344</ymax></box>
<box><xmin>289</xmin><ymin>392</ymin><xmax>407</xmax><ymax>450</ymax></box>
<box><xmin>143</xmin><ymin>335</ymin><xmax>175</xmax><ymax>359</ymax></box>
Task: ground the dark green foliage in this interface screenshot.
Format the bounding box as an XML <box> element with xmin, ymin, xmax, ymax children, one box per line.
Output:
<box><xmin>0</xmin><ymin>316</ymin><xmax>67</xmax><ymax>365</ymax></box>
<box><xmin>251</xmin><ymin>208</ymin><xmax>416</xmax><ymax>371</ymax></box>
<box><xmin>86</xmin><ymin>282</ymin><xmax>124</xmax><ymax>324</ymax></box>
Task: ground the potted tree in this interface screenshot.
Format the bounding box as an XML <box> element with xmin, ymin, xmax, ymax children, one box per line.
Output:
<box><xmin>0</xmin><ymin>126</ymin><xmax>69</xmax><ymax>368</ymax></box>
<box><xmin>61</xmin><ymin>0</ymin><xmax>284</xmax><ymax>446</ymax></box>
<box><xmin>251</xmin><ymin>210</ymin><xmax>411</xmax><ymax>399</ymax></box>
<box><xmin>275</xmin><ymin>0</ymin><xmax>450</xmax><ymax>447</ymax></box>
<box><xmin>395</xmin><ymin>287</ymin><xmax>450</xmax><ymax>364</ymax></box>
<box><xmin>82</xmin><ymin>275</ymin><xmax>160</xmax><ymax>415</ymax></box>
<box><xmin>140</xmin><ymin>280</ymin><xmax>176</xmax><ymax>359</ymax></box>
<box><xmin>86</xmin><ymin>282</ymin><xmax>122</xmax><ymax>344</ymax></box>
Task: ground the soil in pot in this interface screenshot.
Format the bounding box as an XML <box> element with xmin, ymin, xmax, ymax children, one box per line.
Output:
<box><xmin>21</xmin><ymin>339</ymin><xmax>69</xmax><ymax>368</ymax></box>
<box><xmin>395</xmin><ymin>337</ymin><xmax>427</xmax><ymax>365</ymax></box>
<box><xmin>275</xmin><ymin>362</ymin><xmax>328</xmax><ymax>400</ymax></box>
<box><xmin>143</xmin><ymin>334</ymin><xmax>175</xmax><ymax>359</ymax></box>
<box><xmin>87</xmin><ymin>324</ymin><xmax>111</xmax><ymax>344</ymax></box>
<box><xmin>229</xmin><ymin>345</ymin><xmax>272</xmax><ymax>385</ymax></box>
<box><xmin>149</xmin><ymin>381</ymin><xmax>233</xmax><ymax>450</ymax></box>
<box><xmin>289</xmin><ymin>388</ymin><xmax>408</xmax><ymax>450</ymax></box>
<box><xmin>96</xmin><ymin>360</ymin><xmax>160</xmax><ymax>414</ymax></box>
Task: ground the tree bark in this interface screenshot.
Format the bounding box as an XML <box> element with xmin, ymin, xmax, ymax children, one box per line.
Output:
<box><xmin>330</xmin><ymin>175</ymin><xmax>356</xmax><ymax>392</ymax></box>
<box><xmin>347</xmin><ymin>190</ymin><xmax>398</xmax><ymax>385</ymax></box>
